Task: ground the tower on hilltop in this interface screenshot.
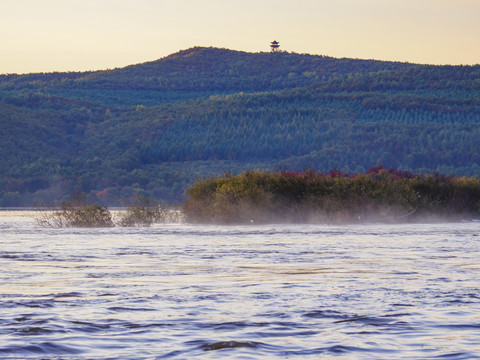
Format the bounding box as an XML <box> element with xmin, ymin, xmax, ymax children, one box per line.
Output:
<box><xmin>270</xmin><ymin>40</ymin><xmax>280</xmax><ymax>52</ymax></box>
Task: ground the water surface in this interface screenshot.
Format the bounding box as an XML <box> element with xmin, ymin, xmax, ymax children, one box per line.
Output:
<box><xmin>1</xmin><ymin>211</ymin><xmax>479</xmax><ymax>359</ymax></box>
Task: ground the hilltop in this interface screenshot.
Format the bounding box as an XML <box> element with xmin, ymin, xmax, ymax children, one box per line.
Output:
<box><xmin>1</xmin><ymin>47</ymin><xmax>479</xmax><ymax>206</ymax></box>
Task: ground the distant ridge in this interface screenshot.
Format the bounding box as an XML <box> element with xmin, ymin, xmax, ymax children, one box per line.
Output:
<box><xmin>2</xmin><ymin>46</ymin><xmax>414</xmax><ymax>89</ymax></box>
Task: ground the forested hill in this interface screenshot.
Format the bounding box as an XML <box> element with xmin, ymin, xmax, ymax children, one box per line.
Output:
<box><xmin>1</xmin><ymin>47</ymin><xmax>479</xmax><ymax>206</ymax></box>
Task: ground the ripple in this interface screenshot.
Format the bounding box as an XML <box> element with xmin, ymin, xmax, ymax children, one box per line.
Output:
<box><xmin>70</xmin><ymin>320</ymin><xmax>111</xmax><ymax>332</ymax></box>
<box><xmin>433</xmin><ymin>353</ymin><xmax>474</xmax><ymax>359</ymax></box>
<box><xmin>303</xmin><ymin>309</ymin><xmax>349</xmax><ymax>319</ymax></box>
<box><xmin>437</xmin><ymin>324</ymin><xmax>480</xmax><ymax>330</ymax></box>
<box><xmin>205</xmin><ymin>321</ymin><xmax>268</xmax><ymax>331</ymax></box>
<box><xmin>0</xmin><ymin>342</ymin><xmax>84</xmax><ymax>355</ymax></box>
<box><xmin>334</xmin><ymin>316</ymin><xmax>396</xmax><ymax>327</ymax></box>
<box><xmin>15</xmin><ymin>326</ymin><xmax>64</xmax><ymax>336</ymax></box>
<box><xmin>280</xmin><ymin>344</ymin><xmax>390</xmax><ymax>356</ymax></box>
<box><xmin>199</xmin><ymin>340</ymin><xmax>261</xmax><ymax>351</ymax></box>
<box><xmin>16</xmin><ymin>300</ymin><xmax>55</xmax><ymax>308</ymax></box>
<box><xmin>108</xmin><ymin>306</ymin><xmax>156</xmax><ymax>312</ymax></box>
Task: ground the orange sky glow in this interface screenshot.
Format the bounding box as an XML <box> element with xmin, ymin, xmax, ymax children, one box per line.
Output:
<box><xmin>1</xmin><ymin>0</ymin><xmax>479</xmax><ymax>74</ymax></box>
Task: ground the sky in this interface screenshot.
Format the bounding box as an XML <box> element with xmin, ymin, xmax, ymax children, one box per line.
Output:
<box><xmin>1</xmin><ymin>0</ymin><xmax>479</xmax><ymax>74</ymax></box>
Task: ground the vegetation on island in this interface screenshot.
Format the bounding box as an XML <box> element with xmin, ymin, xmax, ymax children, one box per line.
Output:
<box><xmin>1</xmin><ymin>47</ymin><xmax>480</xmax><ymax>207</ymax></box>
<box><xmin>183</xmin><ymin>167</ymin><xmax>480</xmax><ymax>224</ymax></box>
<box><xmin>35</xmin><ymin>167</ymin><xmax>480</xmax><ymax>227</ymax></box>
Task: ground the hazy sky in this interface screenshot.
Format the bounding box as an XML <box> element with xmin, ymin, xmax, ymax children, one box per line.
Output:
<box><xmin>1</xmin><ymin>0</ymin><xmax>479</xmax><ymax>74</ymax></box>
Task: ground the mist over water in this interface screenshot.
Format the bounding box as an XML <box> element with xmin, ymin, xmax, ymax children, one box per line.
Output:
<box><xmin>1</xmin><ymin>211</ymin><xmax>479</xmax><ymax>359</ymax></box>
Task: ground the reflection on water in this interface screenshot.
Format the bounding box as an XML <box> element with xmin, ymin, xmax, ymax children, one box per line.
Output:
<box><xmin>1</xmin><ymin>211</ymin><xmax>479</xmax><ymax>359</ymax></box>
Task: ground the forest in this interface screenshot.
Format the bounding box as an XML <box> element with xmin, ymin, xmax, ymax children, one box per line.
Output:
<box><xmin>1</xmin><ymin>47</ymin><xmax>479</xmax><ymax>206</ymax></box>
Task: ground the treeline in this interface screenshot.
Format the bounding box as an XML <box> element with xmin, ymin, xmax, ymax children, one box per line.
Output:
<box><xmin>183</xmin><ymin>167</ymin><xmax>480</xmax><ymax>224</ymax></box>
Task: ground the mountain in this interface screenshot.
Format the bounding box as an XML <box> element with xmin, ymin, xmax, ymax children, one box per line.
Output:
<box><xmin>1</xmin><ymin>47</ymin><xmax>479</xmax><ymax>206</ymax></box>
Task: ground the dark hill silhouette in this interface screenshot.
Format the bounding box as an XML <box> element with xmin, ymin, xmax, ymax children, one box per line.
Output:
<box><xmin>0</xmin><ymin>47</ymin><xmax>479</xmax><ymax>206</ymax></box>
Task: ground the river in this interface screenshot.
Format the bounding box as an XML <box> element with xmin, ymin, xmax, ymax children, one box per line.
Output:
<box><xmin>1</xmin><ymin>211</ymin><xmax>479</xmax><ymax>359</ymax></box>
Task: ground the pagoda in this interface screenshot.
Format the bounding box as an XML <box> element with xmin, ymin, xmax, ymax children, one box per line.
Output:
<box><xmin>270</xmin><ymin>40</ymin><xmax>280</xmax><ymax>52</ymax></box>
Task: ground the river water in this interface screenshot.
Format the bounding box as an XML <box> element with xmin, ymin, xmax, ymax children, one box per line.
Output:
<box><xmin>0</xmin><ymin>211</ymin><xmax>479</xmax><ymax>359</ymax></box>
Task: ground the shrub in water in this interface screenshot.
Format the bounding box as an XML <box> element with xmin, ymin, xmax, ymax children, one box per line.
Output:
<box><xmin>117</xmin><ymin>195</ymin><xmax>171</xmax><ymax>227</ymax></box>
<box><xmin>37</xmin><ymin>193</ymin><xmax>114</xmax><ymax>228</ymax></box>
